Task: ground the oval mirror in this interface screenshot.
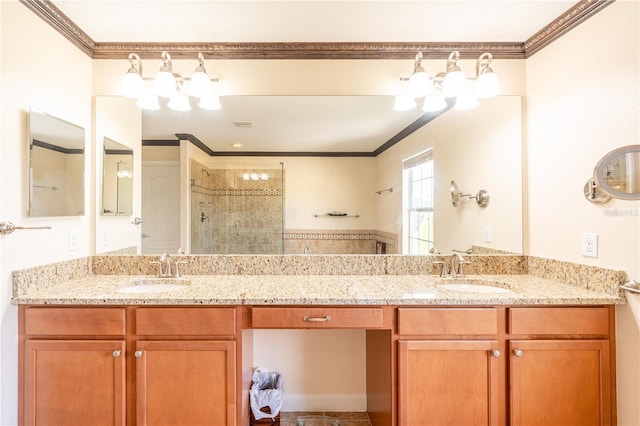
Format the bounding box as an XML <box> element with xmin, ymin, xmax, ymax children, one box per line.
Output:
<box><xmin>594</xmin><ymin>145</ymin><xmax>640</xmax><ymax>200</ymax></box>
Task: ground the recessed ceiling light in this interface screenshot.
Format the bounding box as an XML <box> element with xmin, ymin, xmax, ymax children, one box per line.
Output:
<box><xmin>231</xmin><ymin>143</ymin><xmax>243</xmax><ymax>148</ymax></box>
<box><xmin>234</xmin><ymin>121</ymin><xmax>255</xmax><ymax>128</ymax></box>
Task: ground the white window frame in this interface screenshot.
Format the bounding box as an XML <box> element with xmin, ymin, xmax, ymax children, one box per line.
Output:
<box><xmin>402</xmin><ymin>150</ymin><xmax>435</xmax><ymax>254</ymax></box>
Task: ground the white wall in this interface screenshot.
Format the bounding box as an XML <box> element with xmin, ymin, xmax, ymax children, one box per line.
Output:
<box><xmin>0</xmin><ymin>2</ymin><xmax>93</xmax><ymax>424</ymax></box>
<box><xmin>525</xmin><ymin>1</ymin><xmax>640</xmax><ymax>423</ymax></box>
<box><xmin>375</xmin><ymin>96</ymin><xmax>523</xmax><ymax>254</ymax></box>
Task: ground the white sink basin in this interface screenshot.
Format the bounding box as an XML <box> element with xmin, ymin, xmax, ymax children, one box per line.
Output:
<box><xmin>116</xmin><ymin>277</ymin><xmax>191</xmax><ymax>294</ymax></box>
<box><xmin>436</xmin><ymin>280</ymin><xmax>513</xmax><ymax>294</ymax></box>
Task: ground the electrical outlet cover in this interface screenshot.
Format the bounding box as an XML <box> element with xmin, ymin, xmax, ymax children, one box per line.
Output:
<box><xmin>582</xmin><ymin>232</ymin><xmax>598</xmax><ymax>258</ymax></box>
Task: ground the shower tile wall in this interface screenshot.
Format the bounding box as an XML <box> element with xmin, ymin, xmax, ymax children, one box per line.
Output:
<box><xmin>190</xmin><ymin>160</ymin><xmax>284</xmax><ymax>254</ymax></box>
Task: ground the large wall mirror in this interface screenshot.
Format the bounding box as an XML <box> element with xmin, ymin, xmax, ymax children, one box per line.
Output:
<box><xmin>28</xmin><ymin>109</ymin><xmax>85</xmax><ymax>217</ymax></box>
<box><xmin>138</xmin><ymin>95</ymin><xmax>523</xmax><ymax>256</ymax></box>
<box><xmin>102</xmin><ymin>137</ymin><xmax>134</xmax><ymax>215</ymax></box>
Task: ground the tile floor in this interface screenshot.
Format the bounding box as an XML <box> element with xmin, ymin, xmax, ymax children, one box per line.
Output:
<box><xmin>278</xmin><ymin>411</ymin><xmax>372</xmax><ymax>426</ymax></box>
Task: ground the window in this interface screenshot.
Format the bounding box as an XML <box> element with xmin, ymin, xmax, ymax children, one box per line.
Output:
<box><xmin>403</xmin><ymin>150</ymin><xmax>434</xmax><ymax>254</ymax></box>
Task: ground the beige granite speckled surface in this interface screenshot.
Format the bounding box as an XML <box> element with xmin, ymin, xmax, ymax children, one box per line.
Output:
<box><xmin>11</xmin><ymin>273</ymin><xmax>622</xmax><ymax>306</ymax></box>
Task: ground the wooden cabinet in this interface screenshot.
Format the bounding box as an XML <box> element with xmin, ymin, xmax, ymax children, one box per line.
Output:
<box><xmin>398</xmin><ymin>340</ymin><xmax>500</xmax><ymax>426</ymax></box>
<box><xmin>397</xmin><ymin>308</ymin><xmax>501</xmax><ymax>426</ymax></box>
<box><xmin>133</xmin><ymin>308</ymin><xmax>238</xmax><ymax>425</ymax></box>
<box><xmin>21</xmin><ymin>308</ymin><xmax>126</xmax><ymax>426</ymax></box>
<box><xmin>20</xmin><ymin>306</ymin><xmax>237</xmax><ymax>426</ymax></box>
<box><xmin>508</xmin><ymin>307</ymin><xmax>613</xmax><ymax>426</ymax></box>
<box><xmin>135</xmin><ymin>340</ymin><xmax>236</xmax><ymax>425</ymax></box>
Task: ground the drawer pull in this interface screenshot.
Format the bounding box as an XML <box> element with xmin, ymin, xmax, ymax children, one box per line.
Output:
<box><xmin>112</xmin><ymin>350</ymin><xmax>122</xmax><ymax>358</ymax></box>
<box><xmin>135</xmin><ymin>350</ymin><xmax>144</xmax><ymax>358</ymax></box>
<box><xmin>513</xmin><ymin>349</ymin><xmax>523</xmax><ymax>357</ymax></box>
<box><xmin>491</xmin><ymin>349</ymin><xmax>501</xmax><ymax>358</ymax></box>
<box><xmin>302</xmin><ymin>315</ymin><xmax>331</xmax><ymax>322</ymax></box>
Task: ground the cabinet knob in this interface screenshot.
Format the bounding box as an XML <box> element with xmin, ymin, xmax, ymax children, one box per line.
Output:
<box><xmin>491</xmin><ymin>349</ymin><xmax>501</xmax><ymax>358</ymax></box>
<box><xmin>513</xmin><ymin>349</ymin><xmax>524</xmax><ymax>357</ymax></box>
<box><xmin>135</xmin><ymin>350</ymin><xmax>144</xmax><ymax>358</ymax></box>
<box><xmin>112</xmin><ymin>350</ymin><xmax>122</xmax><ymax>358</ymax></box>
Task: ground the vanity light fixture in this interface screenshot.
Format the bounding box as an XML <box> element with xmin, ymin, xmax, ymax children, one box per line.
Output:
<box><xmin>394</xmin><ymin>51</ymin><xmax>499</xmax><ymax>113</ymax></box>
<box><xmin>121</xmin><ymin>51</ymin><xmax>221</xmax><ymax>112</ymax></box>
<box><xmin>242</xmin><ymin>171</ymin><xmax>269</xmax><ymax>181</ymax></box>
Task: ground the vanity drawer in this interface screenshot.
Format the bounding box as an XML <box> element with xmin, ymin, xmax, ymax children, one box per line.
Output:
<box><xmin>24</xmin><ymin>307</ymin><xmax>126</xmax><ymax>336</ymax></box>
<box><xmin>397</xmin><ymin>308</ymin><xmax>498</xmax><ymax>335</ymax></box>
<box><xmin>509</xmin><ymin>307</ymin><xmax>610</xmax><ymax>335</ymax></box>
<box><xmin>251</xmin><ymin>307</ymin><xmax>384</xmax><ymax>328</ymax></box>
<box><xmin>135</xmin><ymin>307</ymin><xmax>236</xmax><ymax>336</ymax></box>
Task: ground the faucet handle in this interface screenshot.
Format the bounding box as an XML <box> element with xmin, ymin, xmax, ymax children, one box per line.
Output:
<box><xmin>174</xmin><ymin>260</ymin><xmax>188</xmax><ymax>278</ymax></box>
<box><xmin>433</xmin><ymin>260</ymin><xmax>450</xmax><ymax>278</ymax></box>
<box><xmin>150</xmin><ymin>260</ymin><xmax>163</xmax><ymax>277</ymax></box>
<box><xmin>457</xmin><ymin>259</ymin><xmax>472</xmax><ymax>277</ymax></box>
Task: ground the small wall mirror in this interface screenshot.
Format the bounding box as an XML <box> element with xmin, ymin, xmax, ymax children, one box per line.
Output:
<box><xmin>28</xmin><ymin>109</ymin><xmax>85</xmax><ymax>217</ymax></box>
<box><xmin>102</xmin><ymin>137</ymin><xmax>133</xmax><ymax>215</ymax></box>
<box><xmin>585</xmin><ymin>144</ymin><xmax>640</xmax><ymax>203</ymax></box>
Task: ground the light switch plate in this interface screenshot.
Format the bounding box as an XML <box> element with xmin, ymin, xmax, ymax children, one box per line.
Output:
<box><xmin>582</xmin><ymin>232</ymin><xmax>598</xmax><ymax>258</ymax></box>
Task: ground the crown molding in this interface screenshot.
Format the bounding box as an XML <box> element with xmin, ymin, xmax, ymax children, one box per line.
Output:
<box><xmin>524</xmin><ymin>0</ymin><xmax>615</xmax><ymax>58</ymax></box>
<box><xmin>22</xmin><ymin>0</ymin><xmax>610</xmax><ymax>60</ymax></box>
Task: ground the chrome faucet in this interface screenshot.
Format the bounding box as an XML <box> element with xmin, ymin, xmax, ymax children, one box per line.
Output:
<box><xmin>151</xmin><ymin>253</ymin><xmax>187</xmax><ymax>278</ymax></box>
<box><xmin>449</xmin><ymin>253</ymin><xmax>470</xmax><ymax>278</ymax></box>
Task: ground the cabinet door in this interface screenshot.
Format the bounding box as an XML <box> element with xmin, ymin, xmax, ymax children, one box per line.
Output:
<box><xmin>510</xmin><ymin>340</ymin><xmax>611</xmax><ymax>426</ymax></box>
<box><xmin>136</xmin><ymin>340</ymin><xmax>236</xmax><ymax>426</ymax></box>
<box><xmin>24</xmin><ymin>340</ymin><xmax>125</xmax><ymax>426</ymax></box>
<box><xmin>398</xmin><ymin>340</ymin><xmax>501</xmax><ymax>426</ymax></box>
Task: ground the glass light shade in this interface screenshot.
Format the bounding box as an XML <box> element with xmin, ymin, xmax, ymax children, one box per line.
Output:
<box><xmin>408</xmin><ymin>70</ymin><xmax>432</xmax><ymax>98</ymax></box>
<box><xmin>243</xmin><ymin>172</ymin><xmax>250</xmax><ymax>180</ymax></box>
<box><xmin>122</xmin><ymin>71</ymin><xmax>143</xmax><ymax>99</ymax></box>
<box><xmin>250</xmin><ymin>172</ymin><xmax>259</xmax><ymax>180</ymax></box>
<box><xmin>422</xmin><ymin>95</ymin><xmax>447</xmax><ymax>112</ymax></box>
<box><xmin>476</xmin><ymin>71</ymin><xmax>499</xmax><ymax>98</ymax></box>
<box><xmin>154</xmin><ymin>70</ymin><xmax>176</xmax><ymax>97</ymax></box>
<box><xmin>189</xmin><ymin>71</ymin><xmax>211</xmax><ymax>98</ymax></box>
<box><xmin>393</xmin><ymin>95</ymin><xmax>417</xmax><ymax>112</ymax></box>
<box><xmin>442</xmin><ymin>70</ymin><xmax>466</xmax><ymax>98</ymax></box>
<box><xmin>260</xmin><ymin>172</ymin><xmax>268</xmax><ymax>180</ymax></box>
<box><xmin>136</xmin><ymin>95</ymin><xmax>160</xmax><ymax>111</ymax></box>
<box><xmin>199</xmin><ymin>95</ymin><xmax>221</xmax><ymax>111</ymax></box>
<box><xmin>168</xmin><ymin>94</ymin><xmax>191</xmax><ymax>112</ymax></box>
<box><xmin>454</xmin><ymin>95</ymin><xmax>480</xmax><ymax>111</ymax></box>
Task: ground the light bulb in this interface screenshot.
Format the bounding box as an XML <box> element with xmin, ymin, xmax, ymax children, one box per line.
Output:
<box><xmin>476</xmin><ymin>70</ymin><xmax>499</xmax><ymax>98</ymax></box>
<box><xmin>393</xmin><ymin>95</ymin><xmax>416</xmax><ymax>111</ymax></box>
<box><xmin>454</xmin><ymin>95</ymin><xmax>479</xmax><ymax>111</ymax></box>
<box><xmin>122</xmin><ymin>71</ymin><xmax>143</xmax><ymax>99</ymax></box>
<box><xmin>136</xmin><ymin>95</ymin><xmax>160</xmax><ymax>110</ymax></box>
<box><xmin>442</xmin><ymin>70</ymin><xmax>466</xmax><ymax>98</ymax></box>
<box><xmin>199</xmin><ymin>95</ymin><xmax>221</xmax><ymax>111</ymax></box>
<box><xmin>423</xmin><ymin>95</ymin><xmax>447</xmax><ymax>112</ymax></box>
<box><xmin>189</xmin><ymin>71</ymin><xmax>211</xmax><ymax>98</ymax></box>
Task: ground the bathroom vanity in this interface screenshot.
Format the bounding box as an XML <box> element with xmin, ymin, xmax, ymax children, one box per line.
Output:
<box><xmin>13</xmin><ymin>259</ymin><xmax>622</xmax><ymax>426</ymax></box>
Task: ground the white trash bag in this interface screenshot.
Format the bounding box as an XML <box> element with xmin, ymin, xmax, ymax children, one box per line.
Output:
<box><xmin>250</xmin><ymin>368</ymin><xmax>283</xmax><ymax>421</ymax></box>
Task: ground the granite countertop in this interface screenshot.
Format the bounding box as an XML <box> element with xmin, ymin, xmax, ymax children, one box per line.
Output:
<box><xmin>11</xmin><ymin>274</ymin><xmax>623</xmax><ymax>306</ymax></box>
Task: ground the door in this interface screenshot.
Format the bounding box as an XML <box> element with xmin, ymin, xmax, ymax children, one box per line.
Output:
<box><xmin>23</xmin><ymin>340</ymin><xmax>125</xmax><ymax>426</ymax></box>
<box><xmin>509</xmin><ymin>339</ymin><xmax>611</xmax><ymax>426</ymax></box>
<box><xmin>135</xmin><ymin>340</ymin><xmax>236</xmax><ymax>426</ymax></box>
<box><xmin>141</xmin><ymin>161</ymin><xmax>180</xmax><ymax>254</ymax></box>
<box><xmin>398</xmin><ymin>340</ymin><xmax>500</xmax><ymax>426</ymax></box>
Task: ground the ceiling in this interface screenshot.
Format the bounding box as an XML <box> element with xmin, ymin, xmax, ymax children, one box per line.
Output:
<box><xmin>39</xmin><ymin>1</ymin><xmax>600</xmax><ymax>154</ymax></box>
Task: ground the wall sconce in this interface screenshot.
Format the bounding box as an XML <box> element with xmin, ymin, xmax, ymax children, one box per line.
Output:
<box><xmin>394</xmin><ymin>51</ymin><xmax>499</xmax><ymax>113</ymax></box>
<box><xmin>121</xmin><ymin>52</ymin><xmax>221</xmax><ymax>112</ymax></box>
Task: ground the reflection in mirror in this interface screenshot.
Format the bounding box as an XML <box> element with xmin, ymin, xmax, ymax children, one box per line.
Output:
<box><xmin>595</xmin><ymin>145</ymin><xmax>640</xmax><ymax>200</ymax></box>
<box><xmin>102</xmin><ymin>137</ymin><xmax>134</xmax><ymax>215</ymax></box>
<box><xmin>29</xmin><ymin>109</ymin><xmax>85</xmax><ymax>217</ymax></box>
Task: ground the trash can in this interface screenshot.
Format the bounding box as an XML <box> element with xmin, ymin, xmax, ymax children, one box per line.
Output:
<box><xmin>249</xmin><ymin>368</ymin><xmax>283</xmax><ymax>426</ymax></box>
